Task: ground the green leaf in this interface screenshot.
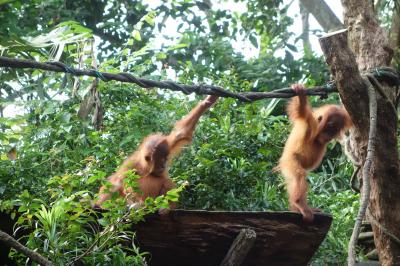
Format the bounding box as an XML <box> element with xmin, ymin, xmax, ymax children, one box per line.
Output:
<box><xmin>87</xmin><ymin>172</ymin><xmax>105</xmax><ymax>184</ymax></box>
<box><xmin>156</xmin><ymin>52</ymin><xmax>167</xmax><ymax>60</ymax></box>
<box><xmin>249</xmin><ymin>34</ymin><xmax>258</xmax><ymax>48</ymax></box>
<box><xmin>166</xmin><ymin>190</ymin><xmax>179</xmax><ymax>201</ymax></box>
<box><xmin>42</xmin><ymin>105</ymin><xmax>56</xmax><ymax>116</ymax></box>
<box><xmin>132</xmin><ymin>30</ymin><xmax>141</xmax><ymax>41</ymax></box>
<box><xmin>144</xmin><ymin>12</ymin><xmax>155</xmax><ymax>26</ymax></box>
<box><xmin>60</xmin><ymin>113</ymin><xmax>71</xmax><ymax>123</ymax></box>
<box><xmin>167</xmin><ymin>43</ymin><xmax>188</xmax><ymax>51</ymax></box>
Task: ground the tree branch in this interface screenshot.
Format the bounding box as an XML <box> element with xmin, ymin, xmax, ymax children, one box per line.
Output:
<box><xmin>299</xmin><ymin>0</ymin><xmax>344</xmax><ymax>32</ymax></box>
<box><xmin>220</xmin><ymin>228</ymin><xmax>256</xmax><ymax>266</ymax></box>
<box><xmin>299</xmin><ymin>2</ymin><xmax>312</xmax><ymax>54</ymax></box>
<box><xmin>0</xmin><ymin>230</ymin><xmax>54</xmax><ymax>266</ymax></box>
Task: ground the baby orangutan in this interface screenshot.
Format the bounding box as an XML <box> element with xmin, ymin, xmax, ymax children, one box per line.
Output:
<box><xmin>94</xmin><ymin>95</ymin><xmax>219</xmax><ymax>213</ymax></box>
<box><xmin>277</xmin><ymin>84</ymin><xmax>352</xmax><ymax>222</ymax></box>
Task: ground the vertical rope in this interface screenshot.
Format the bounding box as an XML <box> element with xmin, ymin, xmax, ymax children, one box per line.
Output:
<box><xmin>348</xmin><ymin>75</ymin><xmax>378</xmax><ymax>266</ymax></box>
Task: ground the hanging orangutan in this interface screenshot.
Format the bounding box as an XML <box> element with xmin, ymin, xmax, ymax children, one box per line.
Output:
<box><xmin>94</xmin><ymin>95</ymin><xmax>219</xmax><ymax>213</ymax></box>
<box><xmin>277</xmin><ymin>84</ymin><xmax>352</xmax><ymax>222</ymax></box>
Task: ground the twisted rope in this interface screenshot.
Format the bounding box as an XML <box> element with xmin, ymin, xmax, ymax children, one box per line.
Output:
<box><xmin>347</xmin><ymin>73</ymin><xmax>378</xmax><ymax>266</ymax></box>
<box><xmin>0</xmin><ymin>56</ymin><xmax>337</xmax><ymax>101</ymax></box>
<box><xmin>1</xmin><ymin>57</ymin><xmax>399</xmax><ymax>102</ymax></box>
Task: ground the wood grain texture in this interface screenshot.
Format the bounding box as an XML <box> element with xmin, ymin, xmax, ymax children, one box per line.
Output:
<box><xmin>133</xmin><ymin>209</ymin><xmax>332</xmax><ymax>266</ymax></box>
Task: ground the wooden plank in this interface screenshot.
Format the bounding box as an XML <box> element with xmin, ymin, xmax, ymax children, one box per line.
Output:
<box><xmin>133</xmin><ymin>210</ymin><xmax>332</xmax><ymax>266</ymax></box>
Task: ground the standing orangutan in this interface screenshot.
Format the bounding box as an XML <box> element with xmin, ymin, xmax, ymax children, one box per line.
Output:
<box><xmin>95</xmin><ymin>95</ymin><xmax>219</xmax><ymax>212</ymax></box>
<box><xmin>277</xmin><ymin>84</ymin><xmax>352</xmax><ymax>222</ymax></box>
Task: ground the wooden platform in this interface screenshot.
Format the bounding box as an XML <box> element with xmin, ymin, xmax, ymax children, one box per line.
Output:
<box><xmin>133</xmin><ymin>210</ymin><xmax>332</xmax><ymax>266</ymax></box>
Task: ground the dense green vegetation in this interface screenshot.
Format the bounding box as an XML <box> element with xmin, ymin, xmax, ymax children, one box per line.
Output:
<box><xmin>0</xmin><ymin>0</ymin><xmax>365</xmax><ymax>265</ymax></box>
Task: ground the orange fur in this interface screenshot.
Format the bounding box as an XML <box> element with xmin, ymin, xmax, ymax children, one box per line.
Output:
<box><xmin>278</xmin><ymin>84</ymin><xmax>352</xmax><ymax>222</ymax></box>
<box><xmin>95</xmin><ymin>95</ymin><xmax>218</xmax><ymax>212</ymax></box>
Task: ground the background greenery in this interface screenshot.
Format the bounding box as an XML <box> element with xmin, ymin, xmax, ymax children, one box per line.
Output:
<box><xmin>0</xmin><ymin>0</ymin><xmax>377</xmax><ymax>265</ymax></box>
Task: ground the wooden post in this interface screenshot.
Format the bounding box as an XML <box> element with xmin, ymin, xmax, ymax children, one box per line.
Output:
<box><xmin>220</xmin><ymin>228</ymin><xmax>256</xmax><ymax>266</ymax></box>
<box><xmin>319</xmin><ymin>29</ymin><xmax>369</xmax><ymax>131</ymax></box>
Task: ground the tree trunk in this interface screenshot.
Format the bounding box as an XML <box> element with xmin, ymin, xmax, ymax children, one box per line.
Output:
<box><xmin>319</xmin><ymin>1</ymin><xmax>400</xmax><ymax>264</ymax></box>
<box><xmin>389</xmin><ymin>7</ymin><xmax>400</xmax><ymax>64</ymax></box>
<box><xmin>342</xmin><ymin>1</ymin><xmax>400</xmax><ymax>265</ymax></box>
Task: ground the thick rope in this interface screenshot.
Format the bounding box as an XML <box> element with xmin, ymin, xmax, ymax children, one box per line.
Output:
<box><xmin>0</xmin><ymin>56</ymin><xmax>336</xmax><ymax>101</ymax></box>
<box><xmin>1</xmin><ymin>57</ymin><xmax>399</xmax><ymax>102</ymax></box>
<box><xmin>347</xmin><ymin>74</ymin><xmax>378</xmax><ymax>266</ymax></box>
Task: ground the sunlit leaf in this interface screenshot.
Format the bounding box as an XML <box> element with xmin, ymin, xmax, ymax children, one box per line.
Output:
<box><xmin>132</xmin><ymin>30</ymin><xmax>141</xmax><ymax>41</ymax></box>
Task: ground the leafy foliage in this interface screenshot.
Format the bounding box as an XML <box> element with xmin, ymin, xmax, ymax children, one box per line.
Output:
<box><xmin>0</xmin><ymin>0</ymin><xmax>357</xmax><ymax>264</ymax></box>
